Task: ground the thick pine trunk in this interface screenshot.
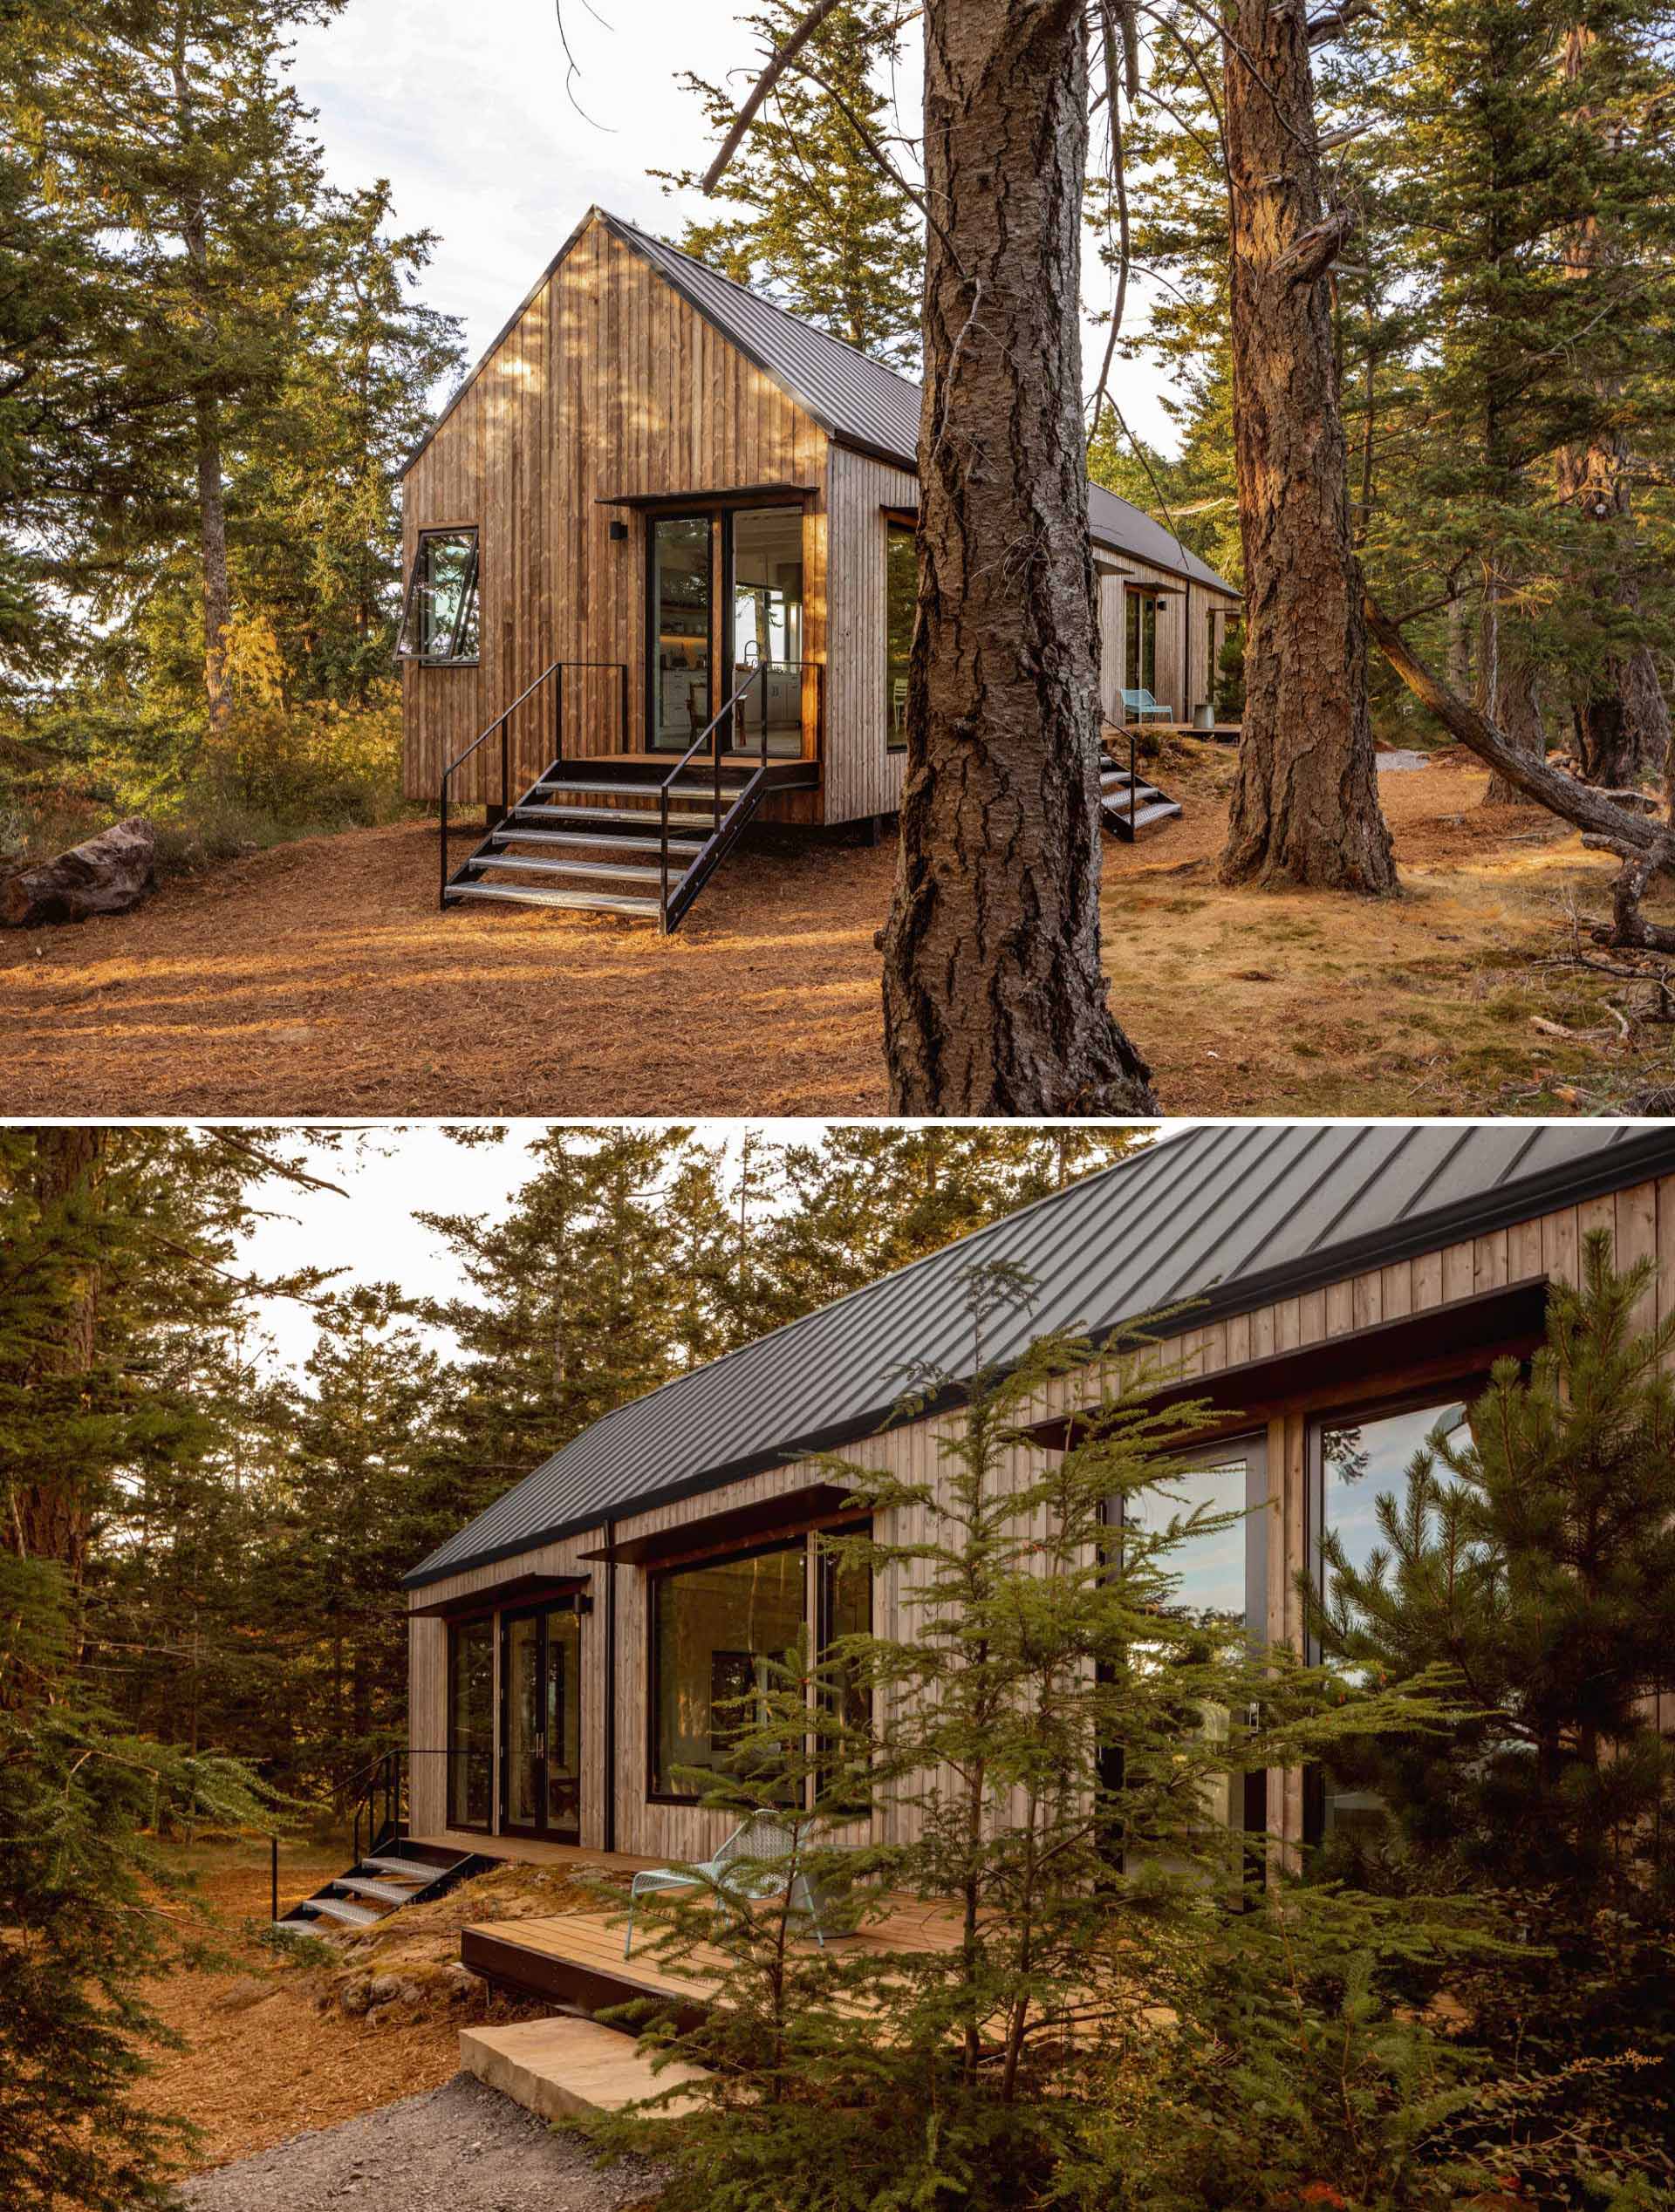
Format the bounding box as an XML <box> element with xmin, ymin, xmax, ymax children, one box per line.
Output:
<box><xmin>1218</xmin><ymin>1</ymin><xmax>1395</xmax><ymax>893</ymax></box>
<box><xmin>1478</xmin><ymin>591</ymin><xmax>1546</xmax><ymax>807</ymax></box>
<box><xmin>5</xmin><ymin>1129</ymin><xmax>107</xmax><ymax>1585</ymax></box>
<box><xmin>197</xmin><ymin>396</ymin><xmax>232</xmax><ymax>741</ymax></box>
<box><xmin>879</xmin><ymin>0</ymin><xmax>1157</xmax><ymax>1115</ymax></box>
<box><xmin>1558</xmin><ymin>27</ymin><xmax>1671</xmax><ymax>793</ymax></box>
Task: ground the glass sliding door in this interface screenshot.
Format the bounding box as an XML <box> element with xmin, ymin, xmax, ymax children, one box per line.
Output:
<box><xmin>650</xmin><ymin>514</ymin><xmax>714</xmax><ymax>751</ymax></box>
<box><xmin>500</xmin><ymin>1601</ymin><xmax>583</xmax><ymax>1842</ymax></box>
<box><xmin>727</xmin><ymin>506</ymin><xmax>805</xmax><ymax>757</ymax></box>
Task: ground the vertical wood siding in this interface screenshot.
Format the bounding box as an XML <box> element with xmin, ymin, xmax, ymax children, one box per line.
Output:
<box><xmin>824</xmin><ymin>446</ymin><xmax>917</xmax><ymax>823</ymax></box>
<box><xmin>401</xmin><ymin>216</ymin><xmax>830</xmax><ymax>827</ymax></box>
<box><xmin>408</xmin><ymin>1176</ymin><xmax>1669</xmax><ymax>1862</ymax></box>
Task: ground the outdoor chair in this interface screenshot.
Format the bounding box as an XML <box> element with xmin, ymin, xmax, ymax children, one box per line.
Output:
<box><xmin>623</xmin><ymin>1813</ymin><xmax>830</xmax><ymax>1957</ymax></box>
<box><xmin>1121</xmin><ymin>686</ymin><xmax>1173</xmax><ymax>725</ymax></box>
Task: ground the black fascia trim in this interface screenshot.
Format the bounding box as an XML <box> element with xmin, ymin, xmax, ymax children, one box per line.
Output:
<box><xmin>400</xmin><ymin>1125</ymin><xmax>1675</xmax><ymax>1591</ymax></box>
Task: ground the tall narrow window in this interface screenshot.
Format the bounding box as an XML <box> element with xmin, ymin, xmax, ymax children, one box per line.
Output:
<box><xmin>885</xmin><ymin>521</ymin><xmax>915</xmax><ymax>752</ymax></box>
<box><xmin>447</xmin><ymin>1615</ymin><xmax>494</xmax><ymax>1831</ymax></box>
<box><xmin>1312</xmin><ymin>1396</ymin><xmax>1471</xmax><ymax>1840</ymax></box>
<box><xmin>398</xmin><ymin>529</ymin><xmax>480</xmax><ymax>664</ymax></box>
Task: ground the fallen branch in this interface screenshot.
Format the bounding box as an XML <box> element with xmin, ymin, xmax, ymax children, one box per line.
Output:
<box><xmin>1367</xmin><ymin>591</ymin><xmax>1675</xmax><ymax>955</ymax></box>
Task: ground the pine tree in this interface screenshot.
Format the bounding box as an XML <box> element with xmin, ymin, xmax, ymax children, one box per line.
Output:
<box><xmin>608</xmin><ymin>1269</ymin><xmax>1469</xmax><ymax>2212</ymax></box>
<box><xmin>1309</xmin><ymin>1232</ymin><xmax>1675</xmax><ymax>2203</ymax></box>
<box><xmin>659</xmin><ymin>0</ymin><xmax>922</xmax><ymax>370</ymax></box>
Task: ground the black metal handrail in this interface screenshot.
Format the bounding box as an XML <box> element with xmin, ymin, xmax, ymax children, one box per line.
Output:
<box><xmin>438</xmin><ymin>658</ymin><xmax>629</xmax><ymax>908</ymax></box>
<box><xmin>657</xmin><ymin>658</ymin><xmax>816</xmax><ymax>925</ymax></box>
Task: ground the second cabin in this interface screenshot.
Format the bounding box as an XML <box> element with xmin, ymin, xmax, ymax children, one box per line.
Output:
<box><xmin>398</xmin><ymin>207</ymin><xmax>1243</xmax><ymax>930</ymax></box>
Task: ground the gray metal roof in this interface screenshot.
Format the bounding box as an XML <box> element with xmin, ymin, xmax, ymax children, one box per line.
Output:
<box><xmin>407</xmin><ymin>1122</ymin><xmax>1675</xmax><ymax>1587</ymax></box>
<box><xmin>399</xmin><ymin>207</ymin><xmax>1237</xmax><ymax>598</ymax></box>
<box><xmin>603</xmin><ymin>215</ymin><xmax>1237</xmax><ymax>597</ymax></box>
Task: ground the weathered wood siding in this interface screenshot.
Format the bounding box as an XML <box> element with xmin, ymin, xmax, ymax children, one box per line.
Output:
<box><xmin>824</xmin><ymin>445</ymin><xmax>917</xmax><ymax>823</ymax></box>
<box><xmin>400</xmin><ymin>215</ymin><xmax>830</xmax><ymax>827</ymax></box>
<box><xmin>409</xmin><ymin>1172</ymin><xmax>1673</xmax><ymax>1860</ymax></box>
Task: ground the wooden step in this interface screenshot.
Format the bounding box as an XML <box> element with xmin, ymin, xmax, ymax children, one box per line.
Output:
<box><xmin>445</xmin><ymin>883</ymin><xmax>661</xmax><ymax>919</ymax></box>
<box><xmin>460</xmin><ymin>2016</ymin><xmax>710</xmax><ymax>2123</ymax></box>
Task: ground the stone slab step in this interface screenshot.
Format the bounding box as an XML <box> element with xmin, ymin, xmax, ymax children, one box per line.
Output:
<box><xmin>460</xmin><ymin>2016</ymin><xmax>710</xmax><ymax>2123</ymax></box>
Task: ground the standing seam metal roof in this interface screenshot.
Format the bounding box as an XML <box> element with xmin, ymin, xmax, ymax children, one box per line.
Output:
<box><xmin>406</xmin><ymin>1122</ymin><xmax>1675</xmax><ymax>1587</ymax></box>
<box><xmin>397</xmin><ymin>207</ymin><xmax>1238</xmax><ymax>598</ymax></box>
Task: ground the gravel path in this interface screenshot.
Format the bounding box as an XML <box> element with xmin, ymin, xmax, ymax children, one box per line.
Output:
<box><xmin>175</xmin><ymin>2073</ymin><xmax>667</xmax><ymax>2212</ymax></box>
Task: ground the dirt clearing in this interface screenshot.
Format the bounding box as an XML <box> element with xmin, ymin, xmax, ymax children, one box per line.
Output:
<box><xmin>7</xmin><ymin>746</ymin><xmax>1672</xmax><ymax>1116</ymax></box>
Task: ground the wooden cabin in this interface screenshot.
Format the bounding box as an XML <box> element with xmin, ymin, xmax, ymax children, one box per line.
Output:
<box><xmin>393</xmin><ymin>1120</ymin><xmax>1675</xmax><ymax>2005</ymax></box>
<box><xmin>398</xmin><ymin>207</ymin><xmax>1242</xmax><ymax>926</ymax></box>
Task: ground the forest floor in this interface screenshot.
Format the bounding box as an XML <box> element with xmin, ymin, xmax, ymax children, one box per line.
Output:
<box><xmin>139</xmin><ymin>1835</ymin><xmax>633</xmax><ymax>2186</ymax></box>
<box><xmin>7</xmin><ymin>741</ymin><xmax>1673</xmax><ymax>1118</ymax></box>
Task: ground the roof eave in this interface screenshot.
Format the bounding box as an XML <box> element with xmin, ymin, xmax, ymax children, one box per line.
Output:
<box><xmin>400</xmin><ymin>1123</ymin><xmax>1675</xmax><ymax>1593</ymax></box>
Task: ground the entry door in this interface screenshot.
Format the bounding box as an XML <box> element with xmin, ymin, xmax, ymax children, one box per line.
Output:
<box><xmin>501</xmin><ymin>1603</ymin><xmax>582</xmax><ymax>1841</ymax></box>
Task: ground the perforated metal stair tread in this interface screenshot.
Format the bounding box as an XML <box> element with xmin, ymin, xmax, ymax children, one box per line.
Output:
<box><xmin>537</xmin><ymin>776</ymin><xmax>752</xmax><ymax>800</ymax></box>
<box><xmin>509</xmin><ymin>802</ymin><xmax>717</xmax><ymax>831</ymax></box>
<box><xmin>488</xmin><ymin>828</ymin><xmax>705</xmax><ymax>856</ymax></box>
<box><xmin>334</xmin><ymin>1874</ymin><xmax>422</xmax><ymax>1904</ymax></box>
<box><xmin>300</xmin><ymin>1895</ymin><xmax>383</xmax><ymax>1925</ymax></box>
<box><xmin>363</xmin><ymin>1853</ymin><xmax>461</xmax><ymax>1881</ymax></box>
<box><xmin>447</xmin><ymin>883</ymin><xmax>662</xmax><ymax>917</ymax></box>
<box><xmin>470</xmin><ymin>854</ymin><xmax>666</xmax><ymax>883</ymax></box>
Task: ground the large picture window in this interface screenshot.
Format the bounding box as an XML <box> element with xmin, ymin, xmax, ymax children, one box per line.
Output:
<box><xmin>650</xmin><ymin>1533</ymin><xmax>872</xmax><ymax>1803</ymax></box>
<box><xmin>446</xmin><ymin>1615</ymin><xmax>494</xmax><ymax>1832</ymax></box>
<box><xmin>398</xmin><ymin>528</ymin><xmax>480</xmax><ymax>664</ymax></box>
<box><xmin>885</xmin><ymin>520</ymin><xmax>914</xmax><ymax>752</ymax></box>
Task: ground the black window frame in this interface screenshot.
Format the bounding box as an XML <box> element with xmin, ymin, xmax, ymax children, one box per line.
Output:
<box><xmin>445</xmin><ymin>1611</ymin><xmax>496</xmax><ymax>1835</ymax></box>
<box><xmin>884</xmin><ymin>517</ymin><xmax>915</xmax><ymax>754</ymax></box>
<box><xmin>646</xmin><ymin>1528</ymin><xmax>872</xmax><ymax>1808</ymax></box>
<box><xmin>398</xmin><ymin>526</ymin><xmax>481</xmax><ymax>666</ymax></box>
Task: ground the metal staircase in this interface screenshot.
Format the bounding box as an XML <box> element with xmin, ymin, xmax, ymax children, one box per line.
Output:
<box><xmin>272</xmin><ymin>1751</ymin><xmax>489</xmax><ymax>1936</ymax></box>
<box><xmin>1098</xmin><ymin>729</ymin><xmax>1184</xmax><ymax>840</ymax></box>
<box><xmin>440</xmin><ymin>657</ymin><xmax>818</xmax><ymax>933</ymax></box>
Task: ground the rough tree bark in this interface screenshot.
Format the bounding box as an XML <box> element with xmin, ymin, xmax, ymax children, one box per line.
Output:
<box><xmin>878</xmin><ymin>0</ymin><xmax>1157</xmax><ymax>1113</ymax></box>
<box><xmin>1477</xmin><ymin>584</ymin><xmax>1546</xmax><ymax>808</ymax></box>
<box><xmin>1558</xmin><ymin>24</ymin><xmax>1670</xmax><ymax>790</ymax></box>
<box><xmin>1218</xmin><ymin>0</ymin><xmax>1395</xmax><ymax>893</ymax></box>
<box><xmin>3</xmin><ymin>1129</ymin><xmax>108</xmax><ymax>1586</ymax></box>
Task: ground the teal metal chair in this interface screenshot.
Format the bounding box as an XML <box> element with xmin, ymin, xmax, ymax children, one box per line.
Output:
<box><xmin>1121</xmin><ymin>686</ymin><xmax>1172</xmax><ymax>725</ymax></box>
<box><xmin>623</xmin><ymin>1813</ymin><xmax>829</xmax><ymax>1957</ymax></box>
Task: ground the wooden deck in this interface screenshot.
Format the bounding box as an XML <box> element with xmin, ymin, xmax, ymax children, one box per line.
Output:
<box><xmin>461</xmin><ymin>1894</ymin><xmax>962</xmax><ymax>2024</ymax></box>
<box><xmin>410</xmin><ymin>1828</ymin><xmax>658</xmax><ymax>1873</ymax></box>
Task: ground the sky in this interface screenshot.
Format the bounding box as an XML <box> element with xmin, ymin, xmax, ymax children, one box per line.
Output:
<box><xmin>237</xmin><ymin>1118</ymin><xmax>1184</xmax><ymax>1380</ymax></box>
<box><xmin>284</xmin><ymin>0</ymin><xmax>1177</xmax><ymax>449</ymax></box>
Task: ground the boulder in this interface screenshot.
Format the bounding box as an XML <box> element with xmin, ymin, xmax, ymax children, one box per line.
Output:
<box><xmin>2</xmin><ymin>817</ymin><xmax>156</xmax><ymax>928</ymax></box>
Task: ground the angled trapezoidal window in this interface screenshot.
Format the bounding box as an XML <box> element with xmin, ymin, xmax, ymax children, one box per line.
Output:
<box><xmin>398</xmin><ymin>528</ymin><xmax>480</xmax><ymax>664</ymax></box>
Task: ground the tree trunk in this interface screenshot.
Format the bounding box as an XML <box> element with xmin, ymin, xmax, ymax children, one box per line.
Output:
<box><xmin>4</xmin><ymin>1129</ymin><xmax>108</xmax><ymax>1586</ymax></box>
<box><xmin>1217</xmin><ymin>1</ymin><xmax>1395</xmax><ymax>894</ymax></box>
<box><xmin>197</xmin><ymin>395</ymin><xmax>232</xmax><ymax>741</ymax></box>
<box><xmin>1478</xmin><ymin>588</ymin><xmax>1546</xmax><ymax>807</ymax></box>
<box><xmin>1557</xmin><ymin>25</ymin><xmax>1671</xmax><ymax>792</ymax></box>
<box><xmin>879</xmin><ymin>0</ymin><xmax>1157</xmax><ymax>1115</ymax></box>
